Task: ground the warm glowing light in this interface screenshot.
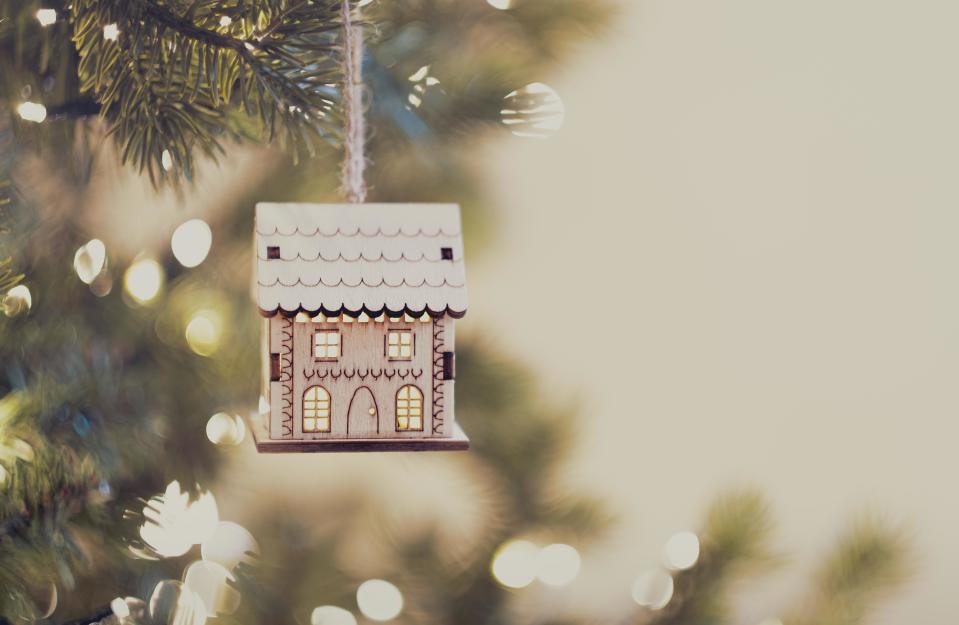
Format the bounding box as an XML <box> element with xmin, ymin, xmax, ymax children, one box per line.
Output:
<box><xmin>201</xmin><ymin>521</ymin><xmax>259</xmax><ymax>571</ymax></box>
<box><xmin>501</xmin><ymin>82</ymin><xmax>565</xmax><ymax>138</ymax></box>
<box><xmin>311</xmin><ymin>606</ymin><xmax>357</xmax><ymax>625</ymax></box>
<box><xmin>110</xmin><ymin>597</ymin><xmax>130</xmax><ymax>619</ymax></box>
<box><xmin>536</xmin><ymin>543</ymin><xmax>581</xmax><ymax>586</ymax></box>
<box><xmin>139</xmin><ymin>481</ymin><xmax>219</xmax><ymax>558</ymax></box>
<box><xmin>149</xmin><ymin>579</ymin><xmax>208</xmax><ymax>625</ymax></box>
<box><xmin>186</xmin><ymin>309</ymin><xmax>223</xmax><ymax>356</ymax></box>
<box><xmin>171</xmin><ymin>219</ymin><xmax>213</xmax><ymax>268</ymax></box>
<box><xmin>631</xmin><ymin>570</ymin><xmax>674</xmax><ymax>610</ymax></box>
<box><xmin>124</xmin><ymin>258</ymin><xmax>164</xmax><ymax>304</ymax></box>
<box><xmin>74</xmin><ymin>239</ymin><xmax>107</xmax><ymax>284</ymax></box>
<box><xmin>409</xmin><ymin>65</ymin><xmax>430</xmax><ymax>82</ymax></box>
<box><xmin>205</xmin><ymin>412</ymin><xmax>246</xmax><ymax>446</ymax></box>
<box><xmin>487</xmin><ymin>0</ymin><xmax>512</xmax><ymax>9</ymax></box>
<box><xmin>184</xmin><ymin>560</ymin><xmax>241</xmax><ymax>616</ymax></box>
<box><xmin>663</xmin><ymin>531</ymin><xmax>700</xmax><ymax>571</ymax></box>
<box><xmin>356</xmin><ymin>0</ymin><xmax>374</xmax><ymax>6</ymax></box>
<box><xmin>356</xmin><ymin>580</ymin><xmax>403</xmax><ymax>621</ymax></box>
<box><xmin>161</xmin><ymin>149</ymin><xmax>173</xmax><ymax>171</ymax></box>
<box><xmin>36</xmin><ymin>9</ymin><xmax>57</xmax><ymax>26</ymax></box>
<box><xmin>219</xmin><ymin>15</ymin><xmax>233</xmax><ymax>27</ymax></box>
<box><xmin>491</xmin><ymin>540</ymin><xmax>539</xmax><ymax>589</ymax></box>
<box><xmin>103</xmin><ymin>23</ymin><xmax>119</xmax><ymax>40</ymax></box>
<box><xmin>17</xmin><ymin>101</ymin><xmax>47</xmax><ymax>123</ymax></box>
<box><xmin>2</xmin><ymin>285</ymin><xmax>32</xmax><ymax>317</ymax></box>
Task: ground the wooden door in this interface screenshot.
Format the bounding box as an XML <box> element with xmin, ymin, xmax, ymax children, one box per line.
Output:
<box><xmin>347</xmin><ymin>386</ymin><xmax>379</xmax><ymax>437</ymax></box>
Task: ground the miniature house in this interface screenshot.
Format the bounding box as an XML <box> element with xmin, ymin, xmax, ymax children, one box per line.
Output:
<box><xmin>252</xmin><ymin>203</ymin><xmax>469</xmax><ymax>452</ymax></box>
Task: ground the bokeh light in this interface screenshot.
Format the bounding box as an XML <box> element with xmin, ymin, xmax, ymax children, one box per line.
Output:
<box><xmin>171</xmin><ymin>219</ymin><xmax>212</xmax><ymax>268</ymax></box>
<box><xmin>501</xmin><ymin>82</ymin><xmax>565</xmax><ymax>138</ymax></box>
<box><xmin>219</xmin><ymin>15</ymin><xmax>232</xmax><ymax>27</ymax></box>
<box><xmin>110</xmin><ymin>597</ymin><xmax>130</xmax><ymax>619</ymax></box>
<box><xmin>311</xmin><ymin>605</ymin><xmax>358</xmax><ymax>625</ymax></box>
<box><xmin>201</xmin><ymin>520</ymin><xmax>259</xmax><ymax>571</ymax></box>
<box><xmin>491</xmin><ymin>539</ymin><xmax>539</xmax><ymax>589</ymax></box>
<box><xmin>356</xmin><ymin>580</ymin><xmax>403</xmax><ymax>621</ymax></box>
<box><xmin>258</xmin><ymin>395</ymin><xmax>270</xmax><ymax>414</ymax></box>
<box><xmin>124</xmin><ymin>258</ymin><xmax>164</xmax><ymax>304</ymax></box>
<box><xmin>149</xmin><ymin>580</ymin><xmax>207</xmax><ymax>625</ymax></box>
<box><xmin>205</xmin><ymin>413</ymin><xmax>246</xmax><ymax>447</ymax></box>
<box><xmin>138</xmin><ymin>480</ymin><xmax>219</xmax><ymax>558</ymax></box>
<box><xmin>35</xmin><ymin>9</ymin><xmax>57</xmax><ymax>26</ymax></box>
<box><xmin>487</xmin><ymin>0</ymin><xmax>512</xmax><ymax>9</ymax></box>
<box><xmin>663</xmin><ymin>531</ymin><xmax>700</xmax><ymax>571</ymax></box>
<box><xmin>16</xmin><ymin>101</ymin><xmax>47</xmax><ymax>123</ymax></box>
<box><xmin>184</xmin><ymin>560</ymin><xmax>241</xmax><ymax>617</ymax></box>
<box><xmin>536</xmin><ymin>543</ymin><xmax>581</xmax><ymax>586</ymax></box>
<box><xmin>73</xmin><ymin>239</ymin><xmax>107</xmax><ymax>284</ymax></box>
<box><xmin>631</xmin><ymin>569</ymin><xmax>674</xmax><ymax>610</ymax></box>
<box><xmin>103</xmin><ymin>23</ymin><xmax>119</xmax><ymax>40</ymax></box>
<box><xmin>2</xmin><ymin>284</ymin><xmax>32</xmax><ymax>317</ymax></box>
<box><xmin>185</xmin><ymin>308</ymin><xmax>223</xmax><ymax>356</ymax></box>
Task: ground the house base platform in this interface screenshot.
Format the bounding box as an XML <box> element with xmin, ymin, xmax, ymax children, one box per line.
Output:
<box><xmin>246</xmin><ymin>413</ymin><xmax>470</xmax><ymax>453</ymax></box>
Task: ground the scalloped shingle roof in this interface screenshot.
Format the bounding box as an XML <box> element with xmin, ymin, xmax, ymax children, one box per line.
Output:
<box><xmin>256</xmin><ymin>203</ymin><xmax>467</xmax><ymax>318</ymax></box>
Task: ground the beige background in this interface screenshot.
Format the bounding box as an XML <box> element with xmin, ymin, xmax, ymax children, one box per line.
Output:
<box><xmin>473</xmin><ymin>0</ymin><xmax>959</xmax><ymax>622</ymax></box>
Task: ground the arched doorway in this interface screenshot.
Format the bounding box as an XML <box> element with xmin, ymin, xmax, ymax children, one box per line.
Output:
<box><xmin>347</xmin><ymin>386</ymin><xmax>378</xmax><ymax>437</ymax></box>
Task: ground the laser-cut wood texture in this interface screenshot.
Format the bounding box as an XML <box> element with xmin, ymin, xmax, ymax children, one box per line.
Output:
<box><xmin>252</xmin><ymin>203</ymin><xmax>468</xmax><ymax>452</ymax></box>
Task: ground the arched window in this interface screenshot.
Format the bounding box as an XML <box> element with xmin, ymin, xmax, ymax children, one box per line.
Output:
<box><xmin>395</xmin><ymin>385</ymin><xmax>423</xmax><ymax>431</ymax></box>
<box><xmin>303</xmin><ymin>386</ymin><xmax>331</xmax><ymax>433</ymax></box>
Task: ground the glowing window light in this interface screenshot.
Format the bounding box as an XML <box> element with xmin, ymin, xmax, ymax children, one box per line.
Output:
<box><xmin>311</xmin><ymin>606</ymin><xmax>357</xmax><ymax>625</ymax></box>
<box><xmin>17</xmin><ymin>101</ymin><xmax>47</xmax><ymax>123</ymax></box>
<box><xmin>124</xmin><ymin>258</ymin><xmax>164</xmax><ymax>304</ymax></box>
<box><xmin>171</xmin><ymin>219</ymin><xmax>213</xmax><ymax>268</ymax></box>
<box><xmin>536</xmin><ymin>543</ymin><xmax>581</xmax><ymax>586</ymax></box>
<box><xmin>74</xmin><ymin>239</ymin><xmax>107</xmax><ymax>284</ymax></box>
<box><xmin>663</xmin><ymin>531</ymin><xmax>700</xmax><ymax>571</ymax></box>
<box><xmin>356</xmin><ymin>580</ymin><xmax>403</xmax><ymax>622</ymax></box>
<box><xmin>36</xmin><ymin>9</ymin><xmax>57</xmax><ymax>26</ymax></box>
<box><xmin>631</xmin><ymin>570</ymin><xmax>674</xmax><ymax>610</ymax></box>
<box><xmin>491</xmin><ymin>540</ymin><xmax>538</xmax><ymax>589</ymax></box>
<box><xmin>395</xmin><ymin>385</ymin><xmax>423</xmax><ymax>431</ymax></box>
<box><xmin>103</xmin><ymin>23</ymin><xmax>119</xmax><ymax>40</ymax></box>
<box><xmin>185</xmin><ymin>309</ymin><xmax>222</xmax><ymax>356</ymax></box>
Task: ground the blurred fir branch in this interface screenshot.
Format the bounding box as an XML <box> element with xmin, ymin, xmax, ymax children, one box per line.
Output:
<box><xmin>786</xmin><ymin>518</ymin><xmax>912</xmax><ymax>625</ymax></box>
<box><xmin>1</xmin><ymin>0</ymin><xmax>344</xmax><ymax>185</ymax></box>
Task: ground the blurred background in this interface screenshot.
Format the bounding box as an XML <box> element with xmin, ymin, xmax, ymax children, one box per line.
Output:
<box><xmin>1</xmin><ymin>0</ymin><xmax>952</xmax><ymax>624</ymax></box>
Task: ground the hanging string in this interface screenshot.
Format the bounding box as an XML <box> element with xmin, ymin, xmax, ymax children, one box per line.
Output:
<box><xmin>341</xmin><ymin>0</ymin><xmax>367</xmax><ymax>203</ymax></box>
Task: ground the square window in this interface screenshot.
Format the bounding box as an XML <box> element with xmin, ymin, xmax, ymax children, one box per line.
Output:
<box><xmin>314</xmin><ymin>331</ymin><xmax>341</xmax><ymax>359</ymax></box>
<box><xmin>267</xmin><ymin>246</ymin><xmax>280</xmax><ymax>259</ymax></box>
<box><xmin>441</xmin><ymin>247</ymin><xmax>453</xmax><ymax>260</ymax></box>
<box><xmin>387</xmin><ymin>331</ymin><xmax>414</xmax><ymax>360</ymax></box>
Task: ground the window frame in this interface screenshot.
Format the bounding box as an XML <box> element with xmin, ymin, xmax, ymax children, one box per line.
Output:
<box><xmin>385</xmin><ymin>328</ymin><xmax>415</xmax><ymax>361</ymax></box>
<box><xmin>395</xmin><ymin>384</ymin><xmax>424</xmax><ymax>432</ymax></box>
<box><xmin>302</xmin><ymin>385</ymin><xmax>332</xmax><ymax>433</ymax></box>
<box><xmin>313</xmin><ymin>329</ymin><xmax>341</xmax><ymax>361</ymax></box>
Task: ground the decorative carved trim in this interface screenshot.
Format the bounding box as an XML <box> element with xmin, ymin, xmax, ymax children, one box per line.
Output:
<box><xmin>279</xmin><ymin>317</ymin><xmax>294</xmax><ymax>437</ymax></box>
<box><xmin>432</xmin><ymin>317</ymin><xmax>445</xmax><ymax>435</ymax></box>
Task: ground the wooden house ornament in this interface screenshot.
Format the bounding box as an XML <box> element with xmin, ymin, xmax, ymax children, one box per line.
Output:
<box><xmin>250</xmin><ymin>203</ymin><xmax>469</xmax><ymax>452</ymax></box>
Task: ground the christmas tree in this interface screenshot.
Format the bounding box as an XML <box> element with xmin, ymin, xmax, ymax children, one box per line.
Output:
<box><xmin>0</xmin><ymin>2</ymin><xmax>912</xmax><ymax>624</ymax></box>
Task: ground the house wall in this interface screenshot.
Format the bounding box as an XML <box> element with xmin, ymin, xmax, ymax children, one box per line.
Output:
<box><xmin>266</xmin><ymin>315</ymin><xmax>455</xmax><ymax>440</ymax></box>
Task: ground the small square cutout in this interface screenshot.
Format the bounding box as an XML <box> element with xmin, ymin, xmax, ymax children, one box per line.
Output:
<box><xmin>440</xmin><ymin>247</ymin><xmax>453</xmax><ymax>260</ymax></box>
<box><xmin>267</xmin><ymin>246</ymin><xmax>280</xmax><ymax>259</ymax></box>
